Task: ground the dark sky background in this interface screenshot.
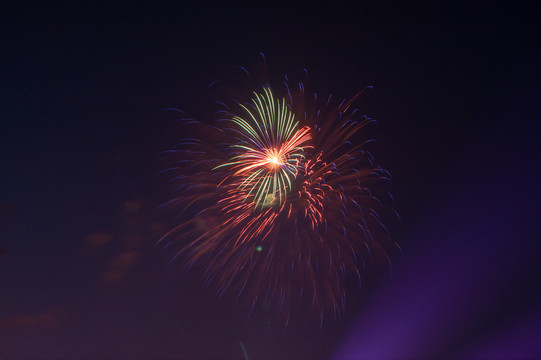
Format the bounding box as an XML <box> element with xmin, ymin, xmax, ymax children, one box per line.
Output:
<box><xmin>1</xmin><ymin>2</ymin><xmax>540</xmax><ymax>359</ymax></box>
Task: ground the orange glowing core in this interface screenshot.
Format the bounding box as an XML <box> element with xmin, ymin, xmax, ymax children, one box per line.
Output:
<box><xmin>266</xmin><ymin>151</ymin><xmax>284</xmax><ymax>170</ymax></box>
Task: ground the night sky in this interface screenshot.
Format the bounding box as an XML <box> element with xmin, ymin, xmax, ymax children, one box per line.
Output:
<box><xmin>1</xmin><ymin>2</ymin><xmax>540</xmax><ymax>359</ymax></box>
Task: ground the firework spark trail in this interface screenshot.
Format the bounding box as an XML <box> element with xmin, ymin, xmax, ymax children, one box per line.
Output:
<box><xmin>161</xmin><ymin>63</ymin><xmax>397</xmax><ymax>322</ymax></box>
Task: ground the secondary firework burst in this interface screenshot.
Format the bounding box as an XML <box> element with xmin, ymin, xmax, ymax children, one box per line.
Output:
<box><xmin>161</xmin><ymin>62</ymin><xmax>397</xmax><ymax>324</ymax></box>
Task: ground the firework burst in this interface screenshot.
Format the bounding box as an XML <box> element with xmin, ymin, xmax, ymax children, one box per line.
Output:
<box><xmin>215</xmin><ymin>86</ymin><xmax>312</xmax><ymax>209</ymax></box>
<box><xmin>161</xmin><ymin>62</ymin><xmax>397</xmax><ymax>324</ymax></box>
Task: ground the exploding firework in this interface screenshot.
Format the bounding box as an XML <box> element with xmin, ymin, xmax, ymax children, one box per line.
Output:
<box><xmin>161</xmin><ymin>60</ymin><xmax>397</xmax><ymax>324</ymax></box>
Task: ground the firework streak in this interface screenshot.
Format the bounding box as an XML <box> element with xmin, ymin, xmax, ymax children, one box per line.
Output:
<box><xmin>161</xmin><ymin>69</ymin><xmax>397</xmax><ymax>323</ymax></box>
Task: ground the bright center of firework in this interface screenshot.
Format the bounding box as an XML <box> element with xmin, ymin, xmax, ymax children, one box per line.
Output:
<box><xmin>267</xmin><ymin>152</ymin><xmax>284</xmax><ymax>170</ymax></box>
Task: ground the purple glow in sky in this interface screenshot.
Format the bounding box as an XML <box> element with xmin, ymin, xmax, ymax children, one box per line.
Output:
<box><xmin>334</xmin><ymin>131</ymin><xmax>541</xmax><ymax>359</ymax></box>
